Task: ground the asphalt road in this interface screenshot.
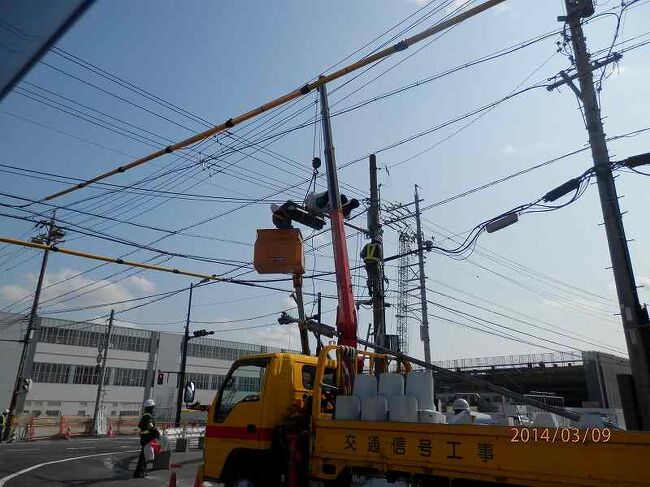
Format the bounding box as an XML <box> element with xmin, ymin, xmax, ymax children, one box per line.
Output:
<box><xmin>0</xmin><ymin>437</ymin><xmax>204</xmax><ymax>487</ymax></box>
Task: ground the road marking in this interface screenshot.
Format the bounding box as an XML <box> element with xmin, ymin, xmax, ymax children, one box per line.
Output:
<box><xmin>0</xmin><ymin>449</ymin><xmax>139</xmax><ymax>487</ymax></box>
<box><xmin>65</xmin><ymin>447</ymin><xmax>88</xmax><ymax>450</ymax></box>
<box><xmin>4</xmin><ymin>449</ymin><xmax>38</xmax><ymax>452</ymax></box>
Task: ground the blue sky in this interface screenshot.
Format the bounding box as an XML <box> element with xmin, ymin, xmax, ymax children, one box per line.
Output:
<box><xmin>0</xmin><ymin>0</ymin><xmax>649</xmax><ymax>361</ymax></box>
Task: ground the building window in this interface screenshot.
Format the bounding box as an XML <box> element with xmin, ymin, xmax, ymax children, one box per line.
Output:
<box><xmin>45</xmin><ymin>410</ymin><xmax>60</xmax><ymax>416</ymax></box>
<box><xmin>110</xmin><ymin>410</ymin><xmax>117</xmax><ymax>416</ymax></box>
<box><xmin>33</xmin><ymin>363</ymin><xmax>70</xmax><ymax>384</ymax></box>
<box><xmin>39</xmin><ymin>325</ymin><xmax>151</xmax><ymax>352</ymax></box>
<box><xmin>110</xmin><ymin>367</ymin><xmax>146</xmax><ymax>387</ymax></box>
<box><xmin>77</xmin><ymin>410</ymin><xmax>87</xmax><ymax>416</ymax></box>
<box><xmin>47</xmin><ymin>401</ymin><xmax>62</xmax><ymax>406</ymax></box>
<box><xmin>186</xmin><ymin>339</ymin><xmax>262</xmax><ymax>361</ymax></box>
<box><xmin>73</xmin><ymin>365</ymin><xmax>99</xmax><ymax>385</ymax></box>
<box><xmin>120</xmin><ymin>410</ymin><xmax>139</xmax><ymax>417</ymax></box>
<box><xmin>111</xmin><ymin>333</ymin><xmax>151</xmax><ymax>352</ymax></box>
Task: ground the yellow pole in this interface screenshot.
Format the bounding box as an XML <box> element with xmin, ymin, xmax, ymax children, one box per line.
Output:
<box><xmin>0</xmin><ymin>236</ymin><xmax>223</xmax><ymax>282</ymax></box>
<box><xmin>43</xmin><ymin>0</ymin><xmax>505</xmax><ymax>202</ymax></box>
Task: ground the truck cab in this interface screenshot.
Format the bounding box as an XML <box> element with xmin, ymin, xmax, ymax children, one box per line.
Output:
<box><xmin>203</xmin><ymin>352</ymin><xmax>324</xmax><ymax>485</ymax></box>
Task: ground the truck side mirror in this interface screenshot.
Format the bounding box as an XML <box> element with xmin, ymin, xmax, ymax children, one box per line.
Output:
<box><xmin>184</xmin><ymin>381</ymin><xmax>196</xmax><ymax>404</ymax></box>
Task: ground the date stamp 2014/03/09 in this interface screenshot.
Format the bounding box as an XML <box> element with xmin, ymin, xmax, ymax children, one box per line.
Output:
<box><xmin>510</xmin><ymin>427</ymin><xmax>611</xmax><ymax>443</ymax></box>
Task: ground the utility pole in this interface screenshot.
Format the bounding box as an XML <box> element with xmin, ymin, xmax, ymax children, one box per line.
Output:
<box><xmin>414</xmin><ymin>186</ymin><xmax>432</xmax><ymax>364</ymax></box>
<box><xmin>562</xmin><ymin>0</ymin><xmax>650</xmax><ymax>430</ymax></box>
<box><xmin>366</xmin><ymin>154</ymin><xmax>385</xmax><ymax>346</ymax></box>
<box><xmin>92</xmin><ymin>309</ymin><xmax>114</xmax><ymax>435</ymax></box>
<box><xmin>5</xmin><ymin>212</ymin><xmax>64</xmax><ymax>440</ymax></box>
<box><xmin>175</xmin><ymin>283</ymin><xmax>193</xmax><ymax>426</ymax></box>
<box><xmin>293</xmin><ymin>274</ymin><xmax>311</xmax><ymax>355</ymax></box>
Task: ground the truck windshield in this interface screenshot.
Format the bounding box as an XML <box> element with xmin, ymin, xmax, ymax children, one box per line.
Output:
<box><xmin>215</xmin><ymin>358</ymin><xmax>268</xmax><ymax>422</ymax></box>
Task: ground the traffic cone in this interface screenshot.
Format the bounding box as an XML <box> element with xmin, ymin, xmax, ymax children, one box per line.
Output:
<box><xmin>168</xmin><ymin>472</ymin><xmax>177</xmax><ymax>487</ymax></box>
<box><xmin>193</xmin><ymin>466</ymin><xmax>203</xmax><ymax>487</ymax></box>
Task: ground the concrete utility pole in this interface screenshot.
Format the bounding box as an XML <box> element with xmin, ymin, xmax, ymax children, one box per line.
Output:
<box><xmin>175</xmin><ymin>283</ymin><xmax>193</xmax><ymax>426</ymax></box>
<box><xmin>293</xmin><ymin>274</ymin><xmax>311</xmax><ymax>356</ymax></box>
<box><xmin>367</xmin><ymin>154</ymin><xmax>386</xmax><ymax>345</ymax></box>
<box><xmin>92</xmin><ymin>309</ymin><xmax>114</xmax><ymax>435</ymax></box>
<box><xmin>5</xmin><ymin>213</ymin><xmax>63</xmax><ymax>440</ymax></box>
<box><xmin>562</xmin><ymin>0</ymin><xmax>650</xmax><ymax>430</ymax></box>
<box><xmin>414</xmin><ymin>186</ymin><xmax>432</xmax><ymax>364</ymax></box>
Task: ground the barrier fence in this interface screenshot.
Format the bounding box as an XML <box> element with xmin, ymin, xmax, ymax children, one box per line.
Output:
<box><xmin>10</xmin><ymin>415</ymin><xmax>206</xmax><ymax>442</ymax></box>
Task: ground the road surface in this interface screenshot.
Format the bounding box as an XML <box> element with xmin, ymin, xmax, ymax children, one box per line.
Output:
<box><xmin>0</xmin><ymin>436</ymin><xmax>204</xmax><ymax>486</ymax></box>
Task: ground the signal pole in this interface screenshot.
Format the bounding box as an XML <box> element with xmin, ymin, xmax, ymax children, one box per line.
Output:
<box><xmin>414</xmin><ymin>186</ymin><xmax>432</xmax><ymax>364</ymax></box>
<box><xmin>175</xmin><ymin>283</ymin><xmax>193</xmax><ymax>426</ymax></box>
<box><xmin>92</xmin><ymin>309</ymin><xmax>114</xmax><ymax>435</ymax></box>
<box><xmin>367</xmin><ymin>154</ymin><xmax>385</xmax><ymax>345</ymax></box>
<box><xmin>5</xmin><ymin>212</ymin><xmax>64</xmax><ymax>440</ymax></box>
<box><xmin>562</xmin><ymin>0</ymin><xmax>650</xmax><ymax>429</ymax></box>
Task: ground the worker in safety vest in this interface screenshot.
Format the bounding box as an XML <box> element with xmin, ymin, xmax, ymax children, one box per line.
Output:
<box><xmin>360</xmin><ymin>242</ymin><xmax>383</xmax><ymax>297</ymax></box>
<box><xmin>133</xmin><ymin>399</ymin><xmax>158</xmax><ymax>478</ymax></box>
<box><xmin>0</xmin><ymin>409</ymin><xmax>8</xmax><ymax>443</ymax></box>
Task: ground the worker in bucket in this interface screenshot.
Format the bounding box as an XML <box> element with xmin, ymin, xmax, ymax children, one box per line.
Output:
<box><xmin>133</xmin><ymin>399</ymin><xmax>160</xmax><ymax>478</ymax></box>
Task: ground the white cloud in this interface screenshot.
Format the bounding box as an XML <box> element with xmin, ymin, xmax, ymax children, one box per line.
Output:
<box><xmin>128</xmin><ymin>275</ymin><xmax>155</xmax><ymax>293</ymax></box>
<box><xmin>501</xmin><ymin>143</ymin><xmax>517</xmax><ymax>154</ymax></box>
<box><xmin>0</xmin><ymin>269</ymin><xmax>135</xmax><ymax>315</ymax></box>
<box><xmin>0</xmin><ymin>284</ymin><xmax>26</xmax><ymax>301</ymax></box>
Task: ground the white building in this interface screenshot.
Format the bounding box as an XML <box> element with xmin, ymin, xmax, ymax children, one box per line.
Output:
<box><xmin>0</xmin><ymin>312</ymin><xmax>292</xmax><ymax>421</ymax></box>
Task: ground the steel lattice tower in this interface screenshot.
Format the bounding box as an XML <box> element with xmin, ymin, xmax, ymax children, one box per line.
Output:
<box><xmin>396</xmin><ymin>232</ymin><xmax>413</xmax><ymax>354</ymax></box>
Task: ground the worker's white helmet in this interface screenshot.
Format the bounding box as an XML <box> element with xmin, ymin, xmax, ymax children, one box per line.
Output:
<box><xmin>452</xmin><ymin>398</ymin><xmax>470</xmax><ymax>412</ymax></box>
<box><xmin>144</xmin><ymin>399</ymin><xmax>155</xmax><ymax>408</ymax></box>
<box><xmin>3</xmin><ymin>409</ymin><xmax>8</xmax><ymax>414</ymax></box>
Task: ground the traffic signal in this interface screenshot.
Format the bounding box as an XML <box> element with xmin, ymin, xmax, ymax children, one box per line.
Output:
<box><xmin>566</xmin><ymin>0</ymin><xmax>594</xmax><ymax>18</ymax></box>
<box><xmin>272</xmin><ymin>200</ymin><xmax>325</xmax><ymax>230</ymax></box>
<box><xmin>157</xmin><ymin>372</ymin><xmax>165</xmax><ymax>385</ymax></box>
<box><xmin>192</xmin><ymin>329</ymin><xmax>215</xmax><ymax>338</ymax></box>
<box><xmin>304</xmin><ymin>191</ymin><xmax>360</xmax><ymax>219</ymax></box>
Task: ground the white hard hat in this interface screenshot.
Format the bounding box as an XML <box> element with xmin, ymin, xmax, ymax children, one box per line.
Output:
<box><xmin>144</xmin><ymin>399</ymin><xmax>155</xmax><ymax>408</ymax></box>
<box><xmin>3</xmin><ymin>409</ymin><xmax>8</xmax><ymax>414</ymax></box>
<box><xmin>452</xmin><ymin>398</ymin><xmax>470</xmax><ymax>412</ymax></box>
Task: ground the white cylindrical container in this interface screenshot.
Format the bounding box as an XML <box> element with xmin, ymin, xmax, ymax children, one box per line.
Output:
<box><xmin>353</xmin><ymin>374</ymin><xmax>378</xmax><ymax>397</ymax></box>
<box><xmin>379</xmin><ymin>373</ymin><xmax>404</xmax><ymax>397</ymax></box>
<box><xmin>361</xmin><ymin>396</ymin><xmax>388</xmax><ymax>422</ymax></box>
<box><xmin>389</xmin><ymin>396</ymin><xmax>418</xmax><ymax>423</ymax></box>
<box><xmin>405</xmin><ymin>371</ymin><xmax>434</xmax><ymax>410</ymax></box>
<box><xmin>418</xmin><ymin>409</ymin><xmax>447</xmax><ymax>424</ymax></box>
<box><xmin>335</xmin><ymin>395</ymin><xmax>361</xmax><ymax>420</ymax></box>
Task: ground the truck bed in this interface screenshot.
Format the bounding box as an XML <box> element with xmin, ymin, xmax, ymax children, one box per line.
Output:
<box><xmin>311</xmin><ymin>419</ymin><xmax>649</xmax><ymax>486</ymax></box>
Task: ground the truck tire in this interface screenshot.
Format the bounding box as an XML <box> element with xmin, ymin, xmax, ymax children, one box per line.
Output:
<box><xmin>231</xmin><ymin>478</ymin><xmax>256</xmax><ymax>487</ymax></box>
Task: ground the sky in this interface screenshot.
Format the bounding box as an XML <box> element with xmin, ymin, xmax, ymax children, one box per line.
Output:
<box><xmin>0</xmin><ymin>0</ymin><xmax>649</xmax><ymax>362</ymax></box>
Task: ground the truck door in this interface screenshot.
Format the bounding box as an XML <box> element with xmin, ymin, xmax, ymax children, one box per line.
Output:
<box><xmin>205</xmin><ymin>357</ymin><xmax>270</xmax><ymax>480</ymax></box>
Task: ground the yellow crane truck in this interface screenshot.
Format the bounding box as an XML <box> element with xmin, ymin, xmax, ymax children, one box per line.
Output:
<box><xmin>196</xmin><ymin>1</ymin><xmax>650</xmax><ymax>480</ymax></box>
<box><xmin>199</xmin><ymin>345</ymin><xmax>648</xmax><ymax>486</ymax></box>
